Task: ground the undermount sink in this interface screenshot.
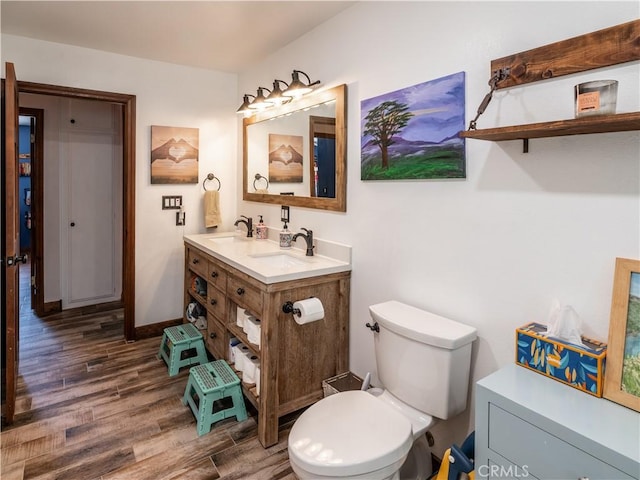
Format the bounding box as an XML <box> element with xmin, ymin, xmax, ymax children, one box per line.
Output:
<box><xmin>208</xmin><ymin>235</ymin><xmax>247</xmax><ymax>244</ymax></box>
<box><xmin>248</xmin><ymin>252</ymin><xmax>311</xmax><ymax>268</ymax></box>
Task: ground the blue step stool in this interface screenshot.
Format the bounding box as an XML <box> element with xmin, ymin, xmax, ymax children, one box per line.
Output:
<box><xmin>182</xmin><ymin>360</ymin><xmax>248</xmax><ymax>436</ymax></box>
<box><xmin>157</xmin><ymin>323</ymin><xmax>208</xmax><ymax>376</ymax></box>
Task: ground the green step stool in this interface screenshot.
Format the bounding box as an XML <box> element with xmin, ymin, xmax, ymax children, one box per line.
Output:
<box><xmin>157</xmin><ymin>323</ymin><xmax>208</xmax><ymax>376</ymax></box>
<box><xmin>182</xmin><ymin>360</ymin><xmax>248</xmax><ymax>436</ymax></box>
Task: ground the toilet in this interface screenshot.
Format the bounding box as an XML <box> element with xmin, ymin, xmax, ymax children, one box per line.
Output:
<box><xmin>288</xmin><ymin>300</ymin><xmax>477</xmax><ymax>480</ymax></box>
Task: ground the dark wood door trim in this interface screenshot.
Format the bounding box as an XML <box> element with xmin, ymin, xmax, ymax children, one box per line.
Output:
<box><xmin>17</xmin><ymin>81</ymin><xmax>136</xmax><ymax>341</ymax></box>
<box><xmin>2</xmin><ymin>62</ymin><xmax>19</xmax><ymax>424</ymax></box>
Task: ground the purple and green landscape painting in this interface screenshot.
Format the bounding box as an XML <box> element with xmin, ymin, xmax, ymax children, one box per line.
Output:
<box><xmin>361</xmin><ymin>72</ymin><xmax>466</xmax><ymax>180</ymax></box>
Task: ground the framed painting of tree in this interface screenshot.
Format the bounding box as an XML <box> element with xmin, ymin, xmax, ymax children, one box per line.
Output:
<box><xmin>360</xmin><ymin>72</ymin><xmax>466</xmax><ymax>180</ymax></box>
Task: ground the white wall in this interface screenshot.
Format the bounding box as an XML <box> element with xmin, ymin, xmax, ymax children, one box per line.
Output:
<box><xmin>237</xmin><ymin>2</ymin><xmax>640</xmax><ymax>454</ymax></box>
<box><xmin>2</xmin><ymin>34</ymin><xmax>238</xmax><ymax>326</ymax></box>
<box><xmin>3</xmin><ymin>1</ymin><xmax>639</xmax><ymax>458</ymax></box>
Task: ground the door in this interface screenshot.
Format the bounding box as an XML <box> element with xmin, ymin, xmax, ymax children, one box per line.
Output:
<box><xmin>2</xmin><ymin>62</ymin><xmax>21</xmax><ymax>424</ymax></box>
<box><xmin>62</xmin><ymin>128</ymin><xmax>122</xmax><ymax>309</ymax></box>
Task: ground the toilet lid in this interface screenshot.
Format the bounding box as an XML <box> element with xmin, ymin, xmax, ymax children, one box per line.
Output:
<box><xmin>288</xmin><ymin>390</ymin><xmax>413</xmax><ymax>477</ymax></box>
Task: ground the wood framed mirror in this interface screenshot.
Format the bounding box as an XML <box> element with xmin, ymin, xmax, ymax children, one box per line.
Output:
<box><xmin>243</xmin><ymin>84</ymin><xmax>346</xmax><ymax>212</ymax></box>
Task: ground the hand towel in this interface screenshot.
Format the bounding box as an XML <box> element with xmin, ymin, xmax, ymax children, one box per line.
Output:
<box><xmin>204</xmin><ymin>190</ymin><xmax>222</xmax><ymax>228</ymax></box>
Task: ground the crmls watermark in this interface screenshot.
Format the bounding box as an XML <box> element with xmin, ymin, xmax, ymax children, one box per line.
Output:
<box><xmin>477</xmin><ymin>464</ymin><xmax>530</xmax><ymax>478</ymax></box>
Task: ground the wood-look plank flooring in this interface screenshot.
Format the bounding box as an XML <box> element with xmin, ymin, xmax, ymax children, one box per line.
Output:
<box><xmin>1</xmin><ymin>263</ymin><xmax>298</xmax><ymax>479</ymax></box>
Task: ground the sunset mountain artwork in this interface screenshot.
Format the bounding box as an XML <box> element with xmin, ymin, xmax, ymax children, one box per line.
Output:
<box><xmin>151</xmin><ymin>126</ymin><xmax>199</xmax><ymax>184</ymax></box>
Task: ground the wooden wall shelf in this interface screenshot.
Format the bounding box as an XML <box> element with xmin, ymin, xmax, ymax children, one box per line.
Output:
<box><xmin>460</xmin><ymin>112</ymin><xmax>640</xmax><ymax>142</ymax></box>
<box><xmin>491</xmin><ymin>20</ymin><xmax>639</xmax><ymax>89</ymax></box>
<box><xmin>462</xmin><ymin>20</ymin><xmax>639</xmax><ymax>152</ymax></box>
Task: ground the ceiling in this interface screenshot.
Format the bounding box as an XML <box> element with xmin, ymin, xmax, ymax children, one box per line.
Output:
<box><xmin>1</xmin><ymin>1</ymin><xmax>355</xmax><ymax>73</ymax></box>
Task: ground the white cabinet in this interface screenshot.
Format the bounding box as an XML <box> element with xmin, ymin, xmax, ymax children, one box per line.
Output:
<box><xmin>475</xmin><ymin>364</ymin><xmax>640</xmax><ymax>480</ymax></box>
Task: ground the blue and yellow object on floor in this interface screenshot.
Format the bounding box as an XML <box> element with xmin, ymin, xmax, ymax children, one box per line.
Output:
<box><xmin>435</xmin><ymin>432</ymin><xmax>474</xmax><ymax>480</ymax></box>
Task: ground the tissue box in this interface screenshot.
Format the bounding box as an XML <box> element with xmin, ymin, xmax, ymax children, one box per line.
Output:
<box><xmin>515</xmin><ymin>322</ymin><xmax>607</xmax><ymax>397</ymax></box>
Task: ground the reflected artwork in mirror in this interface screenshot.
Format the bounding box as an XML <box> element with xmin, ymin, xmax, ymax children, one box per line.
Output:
<box><xmin>243</xmin><ymin>84</ymin><xmax>347</xmax><ymax>212</ymax></box>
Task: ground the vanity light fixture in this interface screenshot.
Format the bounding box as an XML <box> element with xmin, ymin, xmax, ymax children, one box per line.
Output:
<box><xmin>248</xmin><ymin>87</ymin><xmax>272</xmax><ymax>110</ymax></box>
<box><xmin>238</xmin><ymin>70</ymin><xmax>320</xmax><ymax>115</ymax></box>
<box><xmin>236</xmin><ymin>94</ymin><xmax>256</xmax><ymax>115</ymax></box>
<box><xmin>265</xmin><ymin>79</ymin><xmax>290</xmax><ymax>106</ymax></box>
<box><xmin>282</xmin><ymin>70</ymin><xmax>321</xmax><ymax>98</ymax></box>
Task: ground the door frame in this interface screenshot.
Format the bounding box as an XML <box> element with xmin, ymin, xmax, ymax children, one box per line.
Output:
<box><xmin>17</xmin><ymin>81</ymin><xmax>136</xmax><ymax>341</ymax></box>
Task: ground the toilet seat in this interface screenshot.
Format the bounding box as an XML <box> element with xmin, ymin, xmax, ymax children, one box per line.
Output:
<box><xmin>288</xmin><ymin>390</ymin><xmax>413</xmax><ymax>478</ymax></box>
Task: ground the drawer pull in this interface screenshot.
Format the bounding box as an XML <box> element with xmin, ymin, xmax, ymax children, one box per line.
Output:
<box><xmin>210</xmin><ymin>299</ymin><xmax>217</xmax><ymax>306</ymax></box>
<box><xmin>192</xmin><ymin>258</ymin><xmax>199</xmax><ymax>265</ymax></box>
<box><xmin>209</xmin><ymin>332</ymin><xmax>217</xmax><ymax>339</ymax></box>
<box><xmin>236</xmin><ymin>287</ymin><xmax>245</xmax><ymax>296</ymax></box>
<box><xmin>211</xmin><ymin>271</ymin><xmax>218</xmax><ymax>278</ymax></box>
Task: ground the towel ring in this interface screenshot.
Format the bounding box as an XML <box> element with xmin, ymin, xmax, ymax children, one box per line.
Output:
<box><xmin>253</xmin><ymin>173</ymin><xmax>269</xmax><ymax>191</ymax></box>
<box><xmin>203</xmin><ymin>173</ymin><xmax>221</xmax><ymax>191</ymax></box>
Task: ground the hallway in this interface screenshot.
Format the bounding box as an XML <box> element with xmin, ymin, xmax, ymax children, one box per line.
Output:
<box><xmin>1</xmin><ymin>262</ymin><xmax>296</xmax><ymax>479</ymax></box>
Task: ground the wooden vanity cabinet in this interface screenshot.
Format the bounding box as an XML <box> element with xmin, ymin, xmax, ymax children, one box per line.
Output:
<box><xmin>184</xmin><ymin>243</ymin><xmax>350</xmax><ymax>447</ymax></box>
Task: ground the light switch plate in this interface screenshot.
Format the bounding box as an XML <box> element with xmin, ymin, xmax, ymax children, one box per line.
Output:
<box><xmin>162</xmin><ymin>195</ymin><xmax>182</xmax><ymax>210</ymax></box>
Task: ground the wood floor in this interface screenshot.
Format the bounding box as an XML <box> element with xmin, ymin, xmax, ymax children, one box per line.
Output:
<box><xmin>1</xmin><ymin>263</ymin><xmax>298</xmax><ymax>479</ymax></box>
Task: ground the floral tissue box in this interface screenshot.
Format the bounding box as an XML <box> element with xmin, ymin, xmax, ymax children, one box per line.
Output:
<box><xmin>516</xmin><ymin>322</ymin><xmax>607</xmax><ymax>397</ymax></box>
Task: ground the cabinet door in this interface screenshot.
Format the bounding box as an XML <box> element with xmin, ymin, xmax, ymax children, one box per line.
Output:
<box><xmin>62</xmin><ymin>130</ymin><xmax>121</xmax><ymax>308</ymax></box>
<box><xmin>206</xmin><ymin>317</ymin><xmax>227</xmax><ymax>360</ymax></box>
<box><xmin>206</xmin><ymin>286</ymin><xmax>226</xmax><ymax>320</ymax></box>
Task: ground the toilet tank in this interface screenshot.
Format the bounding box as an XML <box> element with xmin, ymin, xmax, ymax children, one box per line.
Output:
<box><xmin>369</xmin><ymin>301</ymin><xmax>477</xmax><ymax>420</ymax></box>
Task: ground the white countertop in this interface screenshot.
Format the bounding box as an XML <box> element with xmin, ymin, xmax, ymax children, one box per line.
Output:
<box><xmin>184</xmin><ymin>231</ymin><xmax>352</xmax><ymax>284</ymax></box>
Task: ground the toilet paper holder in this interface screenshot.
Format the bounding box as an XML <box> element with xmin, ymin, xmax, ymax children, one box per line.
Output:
<box><xmin>282</xmin><ymin>301</ymin><xmax>301</xmax><ymax>316</ymax></box>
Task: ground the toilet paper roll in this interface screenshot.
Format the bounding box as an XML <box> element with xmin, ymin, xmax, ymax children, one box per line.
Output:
<box><xmin>244</xmin><ymin>315</ymin><xmax>256</xmax><ymax>340</ymax></box>
<box><xmin>293</xmin><ymin>298</ymin><xmax>324</xmax><ymax>325</ymax></box>
<box><xmin>231</xmin><ymin>344</ymin><xmax>243</xmax><ymax>370</ymax></box>
<box><xmin>242</xmin><ymin>311</ymin><xmax>253</xmax><ymax>334</ymax></box>
<box><xmin>255</xmin><ymin>365</ymin><xmax>261</xmax><ymax>395</ymax></box>
<box><xmin>236</xmin><ymin>307</ymin><xmax>250</xmax><ymax>329</ymax></box>
<box><xmin>246</xmin><ymin>317</ymin><xmax>261</xmax><ymax>347</ymax></box>
<box><xmin>242</xmin><ymin>355</ymin><xmax>259</xmax><ymax>385</ymax></box>
<box><xmin>228</xmin><ymin>337</ymin><xmax>240</xmax><ymax>363</ymax></box>
<box><xmin>234</xmin><ymin>344</ymin><xmax>251</xmax><ymax>372</ymax></box>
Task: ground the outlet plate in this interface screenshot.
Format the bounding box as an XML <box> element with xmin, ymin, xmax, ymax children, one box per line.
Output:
<box><xmin>281</xmin><ymin>205</ymin><xmax>290</xmax><ymax>223</ymax></box>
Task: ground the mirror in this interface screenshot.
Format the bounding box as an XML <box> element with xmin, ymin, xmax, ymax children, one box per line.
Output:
<box><xmin>243</xmin><ymin>84</ymin><xmax>346</xmax><ymax>212</ymax></box>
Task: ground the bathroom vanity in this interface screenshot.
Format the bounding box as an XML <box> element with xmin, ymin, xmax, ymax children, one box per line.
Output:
<box><xmin>476</xmin><ymin>364</ymin><xmax>640</xmax><ymax>479</ymax></box>
<box><xmin>183</xmin><ymin>231</ymin><xmax>351</xmax><ymax>447</ymax></box>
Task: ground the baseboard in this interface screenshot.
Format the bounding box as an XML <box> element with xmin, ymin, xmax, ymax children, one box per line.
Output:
<box><xmin>42</xmin><ymin>300</ymin><xmax>62</xmax><ymax>316</ymax></box>
<box><xmin>135</xmin><ymin>318</ymin><xmax>182</xmax><ymax>340</ymax></box>
<box><xmin>41</xmin><ymin>300</ymin><xmax>123</xmax><ymax>319</ymax></box>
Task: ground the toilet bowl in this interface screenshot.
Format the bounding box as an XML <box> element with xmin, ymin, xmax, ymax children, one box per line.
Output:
<box><xmin>289</xmin><ymin>390</ymin><xmax>410</xmax><ymax>479</ymax></box>
<box><xmin>288</xmin><ymin>389</ymin><xmax>435</xmax><ymax>480</ymax></box>
<box><xmin>287</xmin><ymin>300</ymin><xmax>477</xmax><ymax>480</ymax></box>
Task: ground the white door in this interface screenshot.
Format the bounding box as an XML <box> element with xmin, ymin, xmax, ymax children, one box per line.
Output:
<box><xmin>61</xmin><ymin>123</ymin><xmax>122</xmax><ymax>309</ymax></box>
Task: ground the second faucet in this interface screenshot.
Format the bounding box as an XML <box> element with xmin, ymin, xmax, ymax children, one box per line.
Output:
<box><xmin>292</xmin><ymin>228</ymin><xmax>314</xmax><ymax>256</ymax></box>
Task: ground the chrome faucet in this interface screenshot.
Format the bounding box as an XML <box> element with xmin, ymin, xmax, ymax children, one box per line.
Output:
<box><xmin>234</xmin><ymin>215</ymin><xmax>253</xmax><ymax>237</ymax></box>
<box><xmin>292</xmin><ymin>228</ymin><xmax>314</xmax><ymax>256</ymax></box>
